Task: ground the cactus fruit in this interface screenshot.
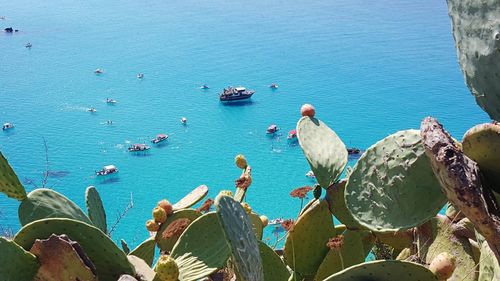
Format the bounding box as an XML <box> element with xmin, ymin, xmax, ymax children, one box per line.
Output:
<box><xmin>215</xmin><ymin>195</ymin><xmax>264</xmax><ymax>281</ymax></box>
<box><xmin>146</xmin><ymin>219</ymin><xmax>160</xmax><ymax>232</ymax></box>
<box><xmin>153</xmin><ymin>207</ymin><xmax>167</xmax><ymax>224</ymax></box>
<box><xmin>172</xmin><ymin>185</ymin><xmax>208</xmax><ymax>210</ymax></box>
<box><xmin>158</xmin><ymin>200</ymin><xmax>174</xmax><ymax>215</ymax></box>
<box><xmin>462</xmin><ymin>123</ymin><xmax>500</xmax><ymax>193</ymax></box>
<box><xmin>19</xmin><ymin>188</ymin><xmax>92</xmax><ymax>226</ymax></box>
<box><xmin>429</xmin><ymin>252</ymin><xmax>457</xmax><ymax>281</ymax></box>
<box><xmin>155</xmin><ymin>209</ymin><xmax>201</xmax><ymax>252</ymax></box>
<box><xmin>235</xmin><ymin>154</ymin><xmax>248</xmax><ymax>169</ymax></box>
<box><xmin>171</xmin><ymin>213</ymin><xmax>231</xmax><ymax>281</ymax></box>
<box><xmin>154</xmin><ymin>255</ymin><xmax>179</xmax><ymax>281</ymax></box>
<box><xmin>85</xmin><ymin>186</ymin><xmax>107</xmax><ymax>233</ymax></box>
<box><xmin>345</xmin><ymin>129</ymin><xmax>446</xmax><ymax>232</ymax></box>
<box><xmin>13</xmin><ymin>218</ymin><xmax>134</xmax><ymax>280</ymax></box>
<box><xmin>301</xmin><ymin>104</ymin><xmax>316</xmax><ymax>117</ymax></box>
<box><xmin>260</xmin><ymin>215</ymin><xmax>269</xmax><ymax>227</ymax></box>
<box><xmin>241</xmin><ymin>202</ymin><xmax>252</xmax><ymax>214</ymax></box>
<box><xmin>129</xmin><ymin>237</ymin><xmax>156</xmax><ymax>267</ymax></box>
<box><xmin>322</xmin><ymin>260</ymin><xmax>439</xmax><ymax>281</ymax></box>
<box><xmin>313</xmin><ymin>184</ymin><xmax>322</xmax><ymax>199</ymax></box>
<box><xmin>259</xmin><ymin>240</ymin><xmax>291</xmax><ymax>281</ymax></box>
<box><xmin>0</xmin><ymin>151</ymin><xmax>27</xmax><ymax>200</ymax></box>
<box><xmin>296</xmin><ymin>116</ymin><xmax>347</xmax><ymax>189</ymax></box>
<box><xmin>284</xmin><ymin>199</ymin><xmax>334</xmax><ymax>278</ymax></box>
<box><xmin>446</xmin><ymin>0</ymin><xmax>500</xmax><ymax>120</ymax></box>
<box><xmin>0</xmin><ymin>237</ymin><xmax>39</xmax><ymax>281</ymax></box>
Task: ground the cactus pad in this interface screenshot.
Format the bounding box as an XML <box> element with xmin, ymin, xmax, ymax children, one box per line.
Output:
<box><xmin>171</xmin><ymin>212</ymin><xmax>230</xmax><ymax>281</ymax></box>
<box><xmin>0</xmin><ymin>237</ymin><xmax>39</xmax><ymax>281</ymax></box>
<box><xmin>323</xmin><ymin>260</ymin><xmax>438</xmax><ymax>281</ymax></box>
<box><xmin>284</xmin><ymin>199</ymin><xmax>334</xmax><ymax>278</ymax></box>
<box><xmin>462</xmin><ymin>123</ymin><xmax>500</xmax><ymax>193</ymax></box>
<box><xmin>155</xmin><ymin>209</ymin><xmax>201</xmax><ymax>252</ymax></box>
<box><xmin>172</xmin><ymin>185</ymin><xmax>208</xmax><ymax>210</ymax></box>
<box><xmin>29</xmin><ymin>234</ymin><xmax>98</xmax><ymax>281</ymax></box>
<box><xmin>325</xmin><ymin>180</ymin><xmax>363</xmax><ymax>229</ymax></box>
<box><xmin>259</xmin><ymin>241</ymin><xmax>290</xmax><ymax>281</ymax></box>
<box><xmin>215</xmin><ymin>195</ymin><xmax>264</xmax><ymax>281</ymax></box>
<box><xmin>297</xmin><ymin>116</ymin><xmax>347</xmax><ymax>189</ymax></box>
<box><xmin>249</xmin><ymin>212</ymin><xmax>264</xmax><ymax>240</ymax></box>
<box><xmin>0</xmin><ymin>152</ymin><xmax>27</xmax><ymax>200</ymax></box>
<box><xmin>18</xmin><ymin>188</ymin><xmax>92</xmax><ymax>226</ymax></box>
<box><xmin>127</xmin><ymin>255</ymin><xmax>156</xmax><ymax>281</ymax></box>
<box><xmin>478</xmin><ymin>240</ymin><xmax>500</xmax><ymax>281</ymax></box>
<box><xmin>85</xmin><ymin>186</ymin><xmax>108</xmax><ymax>233</ymax></box>
<box><xmin>447</xmin><ymin>0</ymin><xmax>500</xmax><ymax>120</ymax></box>
<box><xmin>345</xmin><ymin>130</ymin><xmax>446</xmax><ymax>232</ymax></box>
<box><xmin>14</xmin><ymin>218</ymin><xmax>134</xmax><ymax>281</ymax></box>
<box><xmin>129</xmin><ymin>237</ymin><xmax>156</xmax><ymax>267</ymax></box>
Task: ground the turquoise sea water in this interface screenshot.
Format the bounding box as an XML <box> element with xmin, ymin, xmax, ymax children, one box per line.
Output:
<box><xmin>0</xmin><ymin>0</ymin><xmax>489</xmax><ymax>247</ymax></box>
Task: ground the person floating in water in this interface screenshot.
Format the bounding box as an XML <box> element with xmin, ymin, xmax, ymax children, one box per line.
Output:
<box><xmin>25</xmin><ymin>42</ymin><xmax>32</xmax><ymax>48</ymax></box>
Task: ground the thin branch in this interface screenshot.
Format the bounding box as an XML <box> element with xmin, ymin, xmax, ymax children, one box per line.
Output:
<box><xmin>108</xmin><ymin>192</ymin><xmax>134</xmax><ymax>236</ymax></box>
<box><xmin>41</xmin><ymin>137</ymin><xmax>49</xmax><ymax>188</ymax></box>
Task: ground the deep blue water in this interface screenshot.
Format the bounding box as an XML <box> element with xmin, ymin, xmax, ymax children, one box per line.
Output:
<box><xmin>0</xmin><ymin>0</ymin><xmax>488</xmax><ymax>247</ymax></box>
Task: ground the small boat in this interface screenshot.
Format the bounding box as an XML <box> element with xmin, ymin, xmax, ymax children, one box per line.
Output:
<box><xmin>306</xmin><ymin>171</ymin><xmax>315</xmax><ymax>178</ymax></box>
<box><xmin>200</xmin><ymin>84</ymin><xmax>209</xmax><ymax>89</ymax></box>
<box><xmin>270</xmin><ymin>83</ymin><xmax>278</xmax><ymax>89</ymax></box>
<box><xmin>287</xmin><ymin>129</ymin><xmax>297</xmax><ymax>140</ymax></box>
<box><xmin>88</xmin><ymin>107</ymin><xmax>97</xmax><ymax>113</ymax></box>
<box><xmin>96</xmin><ymin>165</ymin><xmax>118</xmax><ymax>176</ymax></box>
<box><xmin>267</xmin><ymin>124</ymin><xmax>279</xmax><ymax>134</ymax></box>
<box><xmin>269</xmin><ymin>218</ymin><xmax>284</xmax><ymax>225</ymax></box>
<box><xmin>219</xmin><ymin>86</ymin><xmax>255</xmax><ymax>102</ymax></box>
<box><xmin>181</xmin><ymin>117</ymin><xmax>187</xmax><ymax>125</ymax></box>
<box><xmin>106</xmin><ymin>98</ymin><xmax>117</xmax><ymax>104</ymax></box>
<box><xmin>25</xmin><ymin>42</ymin><xmax>32</xmax><ymax>48</ymax></box>
<box><xmin>128</xmin><ymin>144</ymin><xmax>150</xmax><ymax>152</ymax></box>
<box><xmin>137</xmin><ymin>73</ymin><xmax>144</xmax><ymax>79</ymax></box>
<box><xmin>2</xmin><ymin>123</ymin><xmax>14</xmax><ymax>131</ymax></box>
<box><xmin>106</xmin><ymin>120</ymin><xmax>113</xmax><ymax>125</ymax></box>
<box><xmin>94</xmin><ymin>68</ymin><xmax>104</xmax><ymax>74</ymax></box>
<box><xmin>151</xmin><ymin>134</ymin><xmax>168</xmax><ymax>144</ymax></box>
<box><xmin>347</xmin><ymin>148</ymin><xmax>361</xmax><ymax>155</ymax></box>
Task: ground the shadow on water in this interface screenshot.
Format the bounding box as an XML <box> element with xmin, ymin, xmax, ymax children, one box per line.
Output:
<box><xmin>129</xmin><ymin>152</ymin><xmax>152</xmax><ymax>157</ymax></box>
<box><xmin>97</xmin><ymin>177</ymin><xmax>120</xmax><ymax>185</ymax></box>
<box><xmin>220</xmin><ymin>100</ymin><xmax>255</xmax><ymax>107</ymax></box>
<box><xmin>47</xmin><ymin>170</ymin><xmax>70</xmax><ymax>178</ymax></box>
<box><xmin>153</xmin><ymin>142</ymin><xmax>169</xmax><ymax>149</ymax></box>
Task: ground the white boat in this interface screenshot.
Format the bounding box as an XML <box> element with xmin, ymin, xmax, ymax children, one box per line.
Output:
<box><xmin>151</xmin><ymin>134</ymin><xmax>168</xmax><ymax>144</ymax></box>
<box><xmin>306</xmin><ymin>171</ymin><xmax>315</xmax><ymax>178</ymax></box>
<box><xmin>137</xmin><ymin>73</ymin><xmax>144</xmax><ymax>79</ymax></box>
<box><xmin>25</xmin><ymin>42</ymin><xmax>32</xmax><ymax>48</ymax></box>
<box><xmin>181</xmin><ymin>117</ymin><xmax>187</xmax><ymax>125</ymax></box>
<box><xmin>270</xmin><ymin>83</ymin><xmax>278</xmax><ymax>89</ymax></box>
<box><xmin>2</xmin><ymin>123</ymin><xmax>14</xmax><ymax>131</ymax></box>
<box><xmin>94</xmin><ymin>68</ymin><xmax>104</xmax><ymax>74</ymax></box>
<box><xmin>96</xmin><ymin>165</ymin><xmax>118</xmax><ymax>176</ymax></box>
<box><xmin>106</xmin><ymin>98</ymin><xmax>117</xmax><ymax>104</ymax></box>
<box><xmin>269</xmin><ymin>218</ymin><xmax>284</xmax><ymax>225</ymax></box>
<box><xmin>128</xmin><ymin>144</ymin><xmax>150</xmax><ymax>152</ymax></box>
<box><xmin>200</xmin><ymin>84</ymin><xmax>209</xmax><ymax>89</ymax></box>
<box><xmin>88</xmin><ymin>107</ymin><xmax>97</xmax><ymax>113</ymax></box>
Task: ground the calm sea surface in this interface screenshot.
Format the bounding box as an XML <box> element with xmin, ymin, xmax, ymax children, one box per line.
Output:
<box><xmin>0</xmin><ymin>0</ymin><xmax>488</xmax><ymax>247</ymax></box>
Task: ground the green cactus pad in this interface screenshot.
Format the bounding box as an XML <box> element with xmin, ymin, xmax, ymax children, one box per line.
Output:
<box><xmin>325</xmin><ymin>180</ymin><xmax>364</xmax><ymax>229</ymax></box>
<box><xmin>30</xmin><ymin>234</ymin><xmax>98</xmax><ymax>281</ymax></box>
<box><xmin>14</xmin><ymin>218</ymin><xmax>134</xmax><ymax>281</ymax></box>
<box><xmin>121</xmin><ymin>239</ymin><xmax>130</xmax><ymax>254</ymax></box>
<box><xmin>155</xmin><ymin>209</ymin><xmax>201</xmax><ymax>252</ymax></box>
<box><xmin>314</xmin><ymin>229</ymin><xmax>366</xmax><ymax>281</ymax></box>
<box><xmin>129</xmin><ymin>238</ymin><xmax>156</xmax><ymax>267</ymax></box>
<box><xmin>18</xmin><ymin>188</ymin><xmax>92</xmax><ymax>226</ymax></box>
<box><xmin>478</xmin><ymin>240</ymin><xmax>500</xmax><ymax>281</ymax></box>
<box><xmin>172</xmin><ymin>185</ymin><xmax>208</xmax><ymax>210</ymax></box>
<box><xmin>0</xmin><ymin>237</ymin><xmax>39</xmax><ymax>281</ymax></box>
<box><xmin>215</xmin><ymin>195</ymin><xmax>264</xmax><ymax>281</ymax></box>
<box><xmin>0</xmin><ymin>152</ymin><xmax>27</xmax><ymax>200</ymax></box>
<box><xmin>323</xmin><ymin>260</ymin><xmax>438</xmax><ymax>281</ymax></box>
<box><xmin>249</xmin><ymin>212</ymin><xmax>264</xmax><ymax>240</ymax></box>
<box><xmin>345</xmin><ymin>129</ymin><xmax>446</xmax><ymax>232</ymax></box>
<box><xmin>462</xmin><ymin>123</ymin><xmax>500</xmax><ymax>193</ymax></box>
<box><xmin>284</xmin><ymin>199</ymin><xmax>334</xmax><ymax>278</ymax></box>
<box><xmin>259</xmin><ymin>241</ymin><xmax>290</xmax><ymax>281</ymax></box>
<box><xmin>85</xmin><ymin>186</ymin><xmax>108</xmax><ymax>233</ymax></box>
<box><xmin>127</xmin><ymin>255</ymin><xmax>156</xmax><ymax>281</ymax></box>
<box><xmin>171</xmin><ymin>212</ymin><xmax>230</xmax><ymax>281</ymax></box>
<box><xmin>447</xmin><ymin>0</ymin><xmax>500</xmax><ymax>120</ymax></box>
<box><xmin>297</xmin><ymin>116</ymin><xmax>348</xmax><ymax>189</ymax></box>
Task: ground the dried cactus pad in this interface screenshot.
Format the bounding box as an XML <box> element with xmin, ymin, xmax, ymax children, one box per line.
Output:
<box><xmin>0</xmin><ymin>237</ymin><xmax>39</xmax><ymax>281</ymax></box>
<box><xmin>14</xmin><ymin>218</ymin><xmax>134</xmax><ymax>281</ymax></box>
<box><xmin>297</xmin><ymin>116</ymin><xmax>347</xmax><ymax>189</ymax></box>
<box><xmin>345</xmin><ymin>130</ymin><xmax>446</xmax><ymax>232</ymax></box>
<box><xmin>18</xmin><ymin>188</ymin><xmax>92</xmax><ymax>226</ymax></box>
<box><xmin>0</xmin><ymin>152</ymin><xmax>27</xmax><ymax>200</ymax></box>
<box><xmin>462</xmin><ymin>123</ymin><xmax>500</xmax><ymax>193</ymax></box>
<box><xmin>173</xmin><ymin>185</ymin><xmax>208</xmax><ymax>210</ymax></box>
<box><xmin>85</xmin><ymin>186</ymin><xmax>107</xmax><ymax>233</ymax></box>
<box><xmin>447</xmin><ymin>0</ymin><xmax>500</xmax><ymax>120</ymax></box>
<box><xmin>323</xmin><ymin>260</ymin><xmax>438</xmax><ymax>281</ymax></box>
<box><xmin>171</xmin><ymin>212</ymin><xmax>230</xmax><ymax>281</ymax></box>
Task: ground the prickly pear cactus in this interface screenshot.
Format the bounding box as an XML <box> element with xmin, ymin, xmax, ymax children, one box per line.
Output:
<box><xmin>249</xmin><ymin>212</ymin><xmax>264</xmax><ymax>240</ymax></box>
<box><xmin>345</xmin><ymin>130</ymin><xmax>446</xmax><ymax>232</ymax></box>
<box><xmin>258</xmin><ymin>241</ymin><xmax>290</xmax><ymax>281</ymax></box>
<box><xmin>129</xmin><ymin>237</ymin><xmax>156</xmax><ymax>267</ymax></box>
<box><xmin>121</xmin><ymin>239</ymin><xmax>130</xmax><ymax>254</ymax></box>
<box><xmin>0</xmin><ymin>237</ymin><xmax>39</xmax><ymax>281</ymax></box>
<box><xmin>85</xmin><ymin>186</ymin><xmax>108</xmax><ymax>233</ymax></box>
<box><xmin>18</xmin><ymin>188</ymin><xmax>91</xmax><ymax>226</ymax></box>
<box><xmin>215</xmin><ymin>195</ymin><xmax>264</xmax><ymax>281</ymax></box>
<box><xmin>325</xmin><ymin>180</ymin><xmax>363</xmax><ymax>229</ymax></box>
<box><xmin>462</xmin><ymin>123</ymin><xmax>500</xmax><ymax>193</ymax></box>
<box><xmin>155</xmin><ymin>209</ymin><xmax>201</xmax><ymax>252</ymax></box>
<box><xmin>13</xmin><ymin>218</ymin><xmax>134</xmax><ymax>281</ymax></box>
<box><xmin>296</xmin><ymin>116</ymin><xmax>347</xmax><ymax>189</ymax></box>
<box><xmin>126</xmin><ymin>255</ymin><xmax>155</xmax><ymax>281</ymax></box>
<box><xmin>172</xmin><ymin>185</ymin><xmax>208</xmax><ymax>210</ymax></box>
<box><xmin>447</xmin><ymin>0</ymin><xmax>500</xmax><ymax>120</ymax></box>
<box><xmin>284</xmin><ymin>199</ymin><xmax>334</xmax><ymax>278</ymax></box>
<box><xmin>0</xmin><ymin>151</ymin><xmax>27</xmax><ymax>200</ymax></box>
<box><xmin>322</xmin><ymin>260</ymin><xmax>439</xmax><ymax>281</ymax></box>
<box><xmin>479</xmin><ymin>240</ymin><xmax>500</xmax><ymax>281</ymax></box>
<box><xmin>170</xmin><ymin>212</ymin><xmax>230</xmax><ymax>281</ymax></box>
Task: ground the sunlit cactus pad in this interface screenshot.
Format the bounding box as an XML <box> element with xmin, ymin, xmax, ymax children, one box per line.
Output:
<box><xmin>85</xmin><ymin>186</ymin><xmax>108</xmax><ymax>233</ymax></box>
<box><xmin>0</xmin><ymin>237</ymin><xmax>39</xmax><ymax>281</ymax></box>
<box><xmin>345</xmin><ymin>129</ymin><xmax>446</xmax><ymax>232</ymax></box>
<box><xmin>0</xmin><ymin>152</ymin><xmax>27</xmax><ymax>200</ymax></box>
<box><xmin>173</xmin><ymin>185</ymin><xmax>208</xmax><ymax>210</ymax></box>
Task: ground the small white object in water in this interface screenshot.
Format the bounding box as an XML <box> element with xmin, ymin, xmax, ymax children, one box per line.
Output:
<box><xmin>181</xmin><ymin>117</ymin><xmax>187</xmax><ymax>124</ymax></box>
<box><xmin>306</xmin><ymin>170</ymin><xmax>315</xmax><ymax>178</ymax></box>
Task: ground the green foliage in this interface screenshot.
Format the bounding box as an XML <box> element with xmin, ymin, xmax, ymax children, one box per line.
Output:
<box><xmin>0</xmin><ymin>152</ymin><xmax>27</xmax><ymax>200</ymax></box>
<box><xmin>0</xmin><ymin>237</ymin><xmax>39</xmax><ymax>281</ymax></box>
<box><xmin>478</xmin><ymin>240</ymin><xmax>500</xmax><ymax>281</ymax></box>
<box><xmin>259</xmin><ymin>241</ymin><xmax>290</xmax><ymax>281</ymax></box>
<box><xmin>129</xmin><ymin>237</ymin><xmax>156</xmax><ymax>267</ymax></box>
<box><xmin>85</xmin><ymin>186</ymin><xmax>108</xmax><ymax>233</ymax></box>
